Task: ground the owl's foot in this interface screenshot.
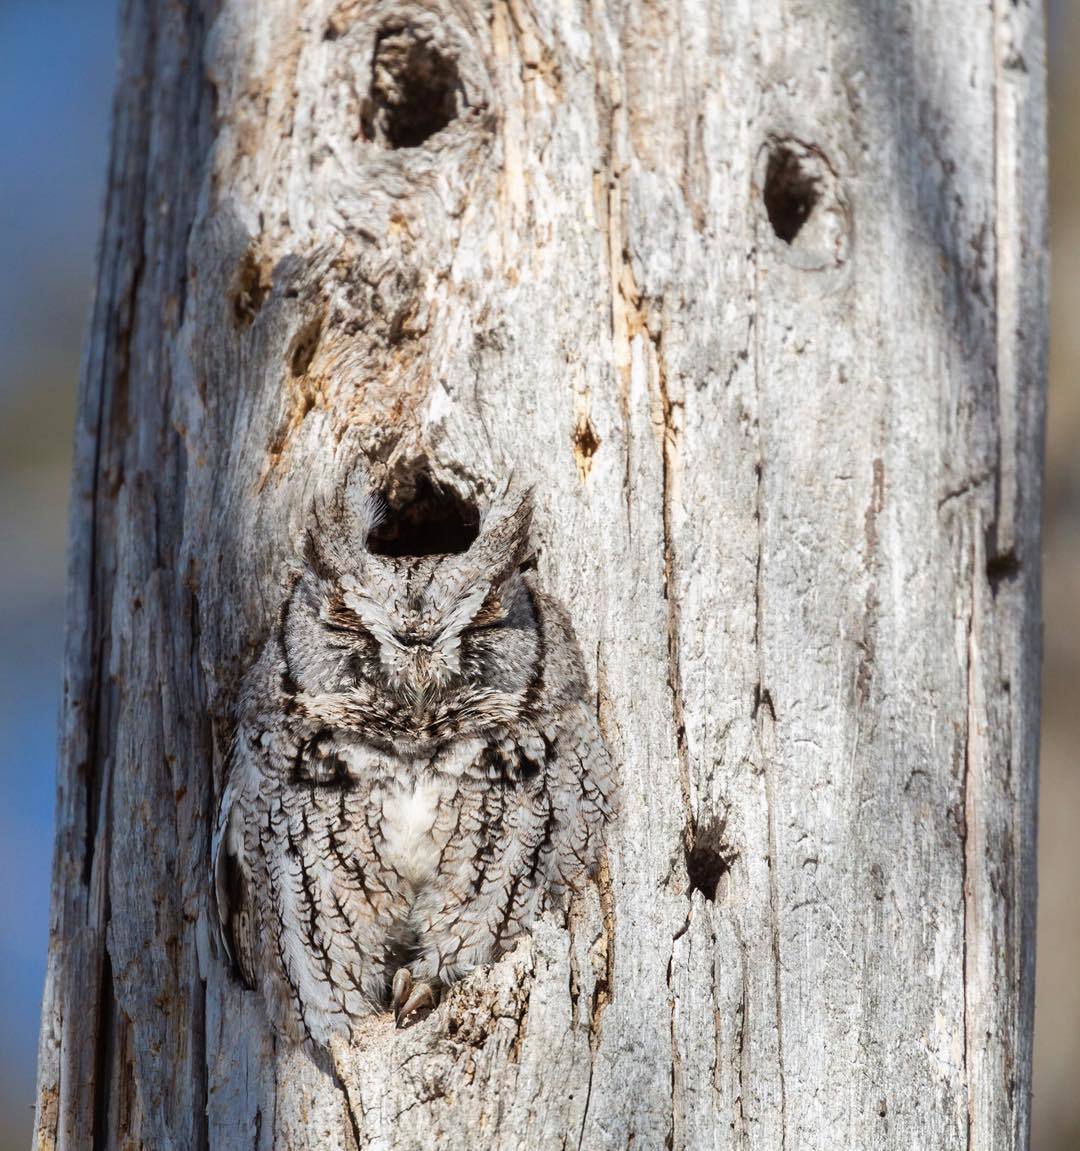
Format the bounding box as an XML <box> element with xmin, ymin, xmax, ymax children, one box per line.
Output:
<box><xmin>391</xmin><ymin>968</ymin><xmax>438</xmax><ymax>1027</ymax></box>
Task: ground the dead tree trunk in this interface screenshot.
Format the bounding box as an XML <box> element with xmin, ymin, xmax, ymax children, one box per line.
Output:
<box><xmin>35</xmin><ymin>1</ymin><xmax>1046</xmax><ymax>1148</ymax></box>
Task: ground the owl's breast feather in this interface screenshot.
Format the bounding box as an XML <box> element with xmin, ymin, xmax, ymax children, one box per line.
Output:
<box><xmin>378</xmin><ymin>775</ymin><xmax>443</xmax><ymax>889</ymax></box>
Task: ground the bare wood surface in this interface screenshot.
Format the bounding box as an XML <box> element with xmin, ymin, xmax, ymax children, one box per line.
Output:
<box><xmin>35</xmin><ymin>1</ymin><xmax>1046</xmax><ymax>1148</ymax></box>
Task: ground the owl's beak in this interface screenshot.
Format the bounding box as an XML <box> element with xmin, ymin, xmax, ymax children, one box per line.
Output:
<box><xmin>411</xmin><ymin>683</ymin><xmax>430</xmax><ymax>724</ymax></box>
<box><xmin>402</xmin><ymin>641</ymin><xmax>455</xmax><ymax>727</ymax></box>
<box><xmin>406</xmin><ymin>656</ymin><xmax>433</xmax><ymax>724</ymax></box>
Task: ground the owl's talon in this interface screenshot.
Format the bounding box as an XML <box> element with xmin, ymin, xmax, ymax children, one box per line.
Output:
<box><xmin>391</xmin><ymin>967</ymin><xmax>413</xmax><ymax>1022</ymax></box>
<box><xmin>396</xmin><ymin>979</ymin><xmax>437</xmax><ymax>1027</ymax></box>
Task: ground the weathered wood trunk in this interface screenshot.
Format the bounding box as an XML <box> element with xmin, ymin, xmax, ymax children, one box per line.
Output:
<box><xmin>34</xmin><ymin>1</ymin><xmax>1046</xmax><ymax>1148</ymax></box>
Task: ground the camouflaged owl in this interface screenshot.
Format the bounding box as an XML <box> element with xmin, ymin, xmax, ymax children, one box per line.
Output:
<box><xmin>212</xmin><ymin>477</ymin><xmax>615</xmax><ymax>1045</ymax></box>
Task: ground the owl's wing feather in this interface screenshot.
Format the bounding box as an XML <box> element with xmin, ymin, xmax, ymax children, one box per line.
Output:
<box><xmin>546</xmin><ymin>699</ymin><xmax>616</xmax><ymax>880</ymax></box>
<box><xmin>212</xmin><ymin>773</ymin><xmax>258</xmax><ymax>991</ymax></box>
<box><xmin>532</xmin><ymin>592</ymin><xmax>618</xmax><ymax>875</ymax></box>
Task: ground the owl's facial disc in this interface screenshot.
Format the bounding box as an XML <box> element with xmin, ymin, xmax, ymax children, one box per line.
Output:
<box><xmin>288</xmin><ymin>488</ymin><xmax>537</xmax><ymax>740</ymax></box>
<box><xmin>340</xmin><ymin>565</ymin><xmax>490</xmax><ymax>707</ymax></box>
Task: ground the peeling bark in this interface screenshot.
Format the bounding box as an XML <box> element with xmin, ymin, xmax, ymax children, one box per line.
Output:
<box><xmin>35</xmin><ymin>1</ymin><xmax>1045</xmax><ymax>1148</ymax></box>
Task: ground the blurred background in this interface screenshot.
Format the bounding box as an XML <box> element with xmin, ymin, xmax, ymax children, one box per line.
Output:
<box><xmin>0</xmin><ymin>2</ymin><xmax>120</xmax><ymax>1146</ymax></box>
<box><xmin>0</xmin><ymin>1</ymin><xmax>1075</xmax><ymax>1147</ymax></box>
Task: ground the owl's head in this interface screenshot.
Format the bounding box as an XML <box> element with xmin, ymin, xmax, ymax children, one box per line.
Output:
<box><xmin>281</xmin><ymin>476</ymin><xmax>541</xmax><ymax>747</ymax></box>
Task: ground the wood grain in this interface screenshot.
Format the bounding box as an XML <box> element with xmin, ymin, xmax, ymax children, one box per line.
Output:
<box><xmin>35</xmin><ymin>1</ymin><xmax>1046</xmax><ymax>1147</ymax></box>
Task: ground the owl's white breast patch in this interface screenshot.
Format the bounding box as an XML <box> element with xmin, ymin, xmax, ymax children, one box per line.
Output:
<box><xmin>380</xmin><ymin>776</ymin><xmax>442</xmax><ymax>887</ymax></box>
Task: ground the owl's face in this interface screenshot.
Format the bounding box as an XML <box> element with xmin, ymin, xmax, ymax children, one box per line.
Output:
<box><xmin>282</xmin><ymin>488</ymin><xmax>540</xmax><ymax>747</ymax></box>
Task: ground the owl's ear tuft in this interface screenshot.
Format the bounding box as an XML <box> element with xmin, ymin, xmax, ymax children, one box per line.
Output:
<box><xmin>343</xmin><ymin>468</ymin><xmax>386</xmax><ymax>551</ymax></box>
<box><xmin>302</xmin><ymin>468</ymin><xmax>384</xmax><ymax>579</ymax></box>
<box><xmin>302</xmin><ymin>525</ymin><xmax>337</xmax><ymax>581</ymax></box>
<box><xmin>469</xmin><ymin>487</ymin><xmax>535</xmax><ymax>587</ymax></box>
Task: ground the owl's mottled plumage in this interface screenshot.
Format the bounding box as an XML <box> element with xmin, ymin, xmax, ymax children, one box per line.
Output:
<box><xmin>212</xmin><ymin>479</ymin><xmax>614</xmax><ymax>1046</ymax></box>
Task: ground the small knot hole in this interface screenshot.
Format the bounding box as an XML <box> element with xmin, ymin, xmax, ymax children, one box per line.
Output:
<box><xmin>685</xmin><ymin>819</ymin><xmax>737</xmax><ymax>902</ymax></box>
<box><xmin>572</xmin><ymin>415</ymin><xmax>600</xmax><ymax>479</ymax></box>
<box><xmin>763</xmin><ymin>143</ymin><xmax>821</xmax><ymax>243</ymax></box>
<box><xmin>364</xmin><ymin>27</ymin><xmax>463</xmax><ymax>149</ymax></box>
<box><xmin>758</xmin><ymin>137</ymin><xmax>850</xmax><ymax>269</ymax></box>
<box><xmin>232</xmin><ymin>247</ymin><xmax>271</xmax><ymax>327</ymax></box>
<box><xmin>289</xmin><ymin>316</ymin><xmax>322</xmax><ymax>377</ymax></box>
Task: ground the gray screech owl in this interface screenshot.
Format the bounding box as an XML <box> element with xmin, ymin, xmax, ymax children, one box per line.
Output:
<box><xmin>212</xmin><ymin>479</ymin><xmax>615</xmax><ymax>1046</ymax></box>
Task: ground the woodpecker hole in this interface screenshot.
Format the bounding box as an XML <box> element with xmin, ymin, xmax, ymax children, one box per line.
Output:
<box><xmin>685</xmin><ymin>820</ymin><xmax>737</xmax><ymax>902</ymax></box>
<box><xmin>289</xmin><ymin>316</ymin><xmax>322</xmax><ymax>377</ymax></box>
<box><xmin>232</xmin><ymin>247</ymin><xmax>272</xmax><ymax>327</ymax></box>
<box><xmin>763</xmin><ymin>142</ymin><xmax>822</xmax><ymax>243</ymax></box>
<box><xmin>572</xmin><ymin>415</ymin><xmax>601</xmax><ymax>479</ymax></box>
<box><xmin>986</xmin><ymin>548</ymin><xmax>1021</xmax><ymax>592</ymax></box>
<box><xmin>364</xmin><ymin>26</ymin><xmax>464</xmax><ymax>149</ymax></box>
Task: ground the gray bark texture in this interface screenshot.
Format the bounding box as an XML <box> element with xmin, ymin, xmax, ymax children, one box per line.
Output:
<box><xmin>34</xmin><ymin>0</ymin><xmax>1047</xmax><ymax>1148</ymax></box>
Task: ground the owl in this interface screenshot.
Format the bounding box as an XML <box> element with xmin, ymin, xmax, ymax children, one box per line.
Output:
<box><xmin>212</xmin><ymin>477</ymin><xmax>615</xmax><ymax>1046</ymax></box>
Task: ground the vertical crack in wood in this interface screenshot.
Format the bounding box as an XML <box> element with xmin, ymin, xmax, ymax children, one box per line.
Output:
<box><xmin>991</xmin><ymin>0</ymin><xmax>1017</xmax><ymax>565</ymax></box>
<box><xmin>589</xmin><ymin>854</ymin><xmax>616</xmax><ymax>1048</ymax></box>
<box><xmin>80</xmin><ymin>0</ymin><xmax>150</xmax><ymax>893</ymax></box>
<box><xmin>90</xmin><ymin>945</ymin><xmax>117</xmax><ymax>1151</ymax></box>
<box><xmin>763</xmin><ymin>751</ymin><xmax>787</xmax><ymax>1151</ymax></box>
<box><xmin>589</xmin><ymin>0</ymin><xmax>633</xmax><ymax>538</ymax></box>
<box><xmin>329</xmin><ymin>1038</ymin><xmax>365</xmax><ymax>1150</ymax></box>
<box><xmin>994</xmin><ymin>6</ymin><xmax>1044</xmax><ymax>1144</ymax></box>
<box><xmin>600</xmin><ymin>12</ymin><xmax>695</xmax><ymax>1144</ymax></box>
<box><xmin>564</xmin><ymin>22</ymin><xmax>612</xmax><ymax>1149</ymax></box>
<box><xmin>194</xmin><ymin>966</ymin><xmax>211</xmax><ymax>1151</ymax></box>
<box><xmin>962</xmin><ymin>531</ymin><xmax>979</xmax><ymax>1151</ymax></box>
<box><xmin>666</xmin><ymin>915</ymin><xmax>690</xmax><ymax>1151</ymax></box>
<box><xmin>187</xmin><ymin>584</ymin><xmax>212</xmax><ymax>1151</ymax></box>
<box><xmin>87</xmin><ymin>742</ymin><xmax>116</xmax><ymax>1150</ymax></box>
<box><xmin>751</xmin><ymin>189</ymin><xmax>786</xmax><ymax>1149</ymax></box>
<box><xmin>736</xmin><ymin>931</ymin><xmax>750</xmax><ymax>1147</ymax></box>
<box><xmin>575</xmin><ymin>1060</ymin><xmax>595</xmax><ymax>1151</ymax></box>
<box><xmin>574</xmin><ymin>851</ymin><xmax>616</xmax><ymax>1150</ymax></box>
<box><xmin>657</xmin><ymin>336</ymin><xmax>692</xmax><ymax>835</ymax></box>
<box><xmin>660</xmin><ymin>367</ymin><xmax>688</xmax><ymax>1143</ymax></box>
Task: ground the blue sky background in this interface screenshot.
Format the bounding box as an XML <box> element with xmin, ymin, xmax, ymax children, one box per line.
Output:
<box><xmin>0</xmin><ymin>2</ymin><xmax>118</xmax><ymax>1145</ymax></box>
<box><xmin>0</xmin><ymin>3</ymin><xmax>1076</xmax><ymax>1150</ymax></box>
